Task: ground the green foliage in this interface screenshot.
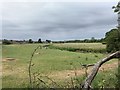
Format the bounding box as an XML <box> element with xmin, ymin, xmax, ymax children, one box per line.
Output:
<box><xmin>92</xmin><ymin>68</ymin><xmax>118</xmax><ymax>88</ymax></box>
<box><xmin>53</xmin><ymin>38</ymin><xmax>104</xmax><ymax>43</ymax></box>
<box><xmin>105</xmin><ymin>28</ymin><xmax>120</xmax><ymax>52</ymax></box>
<box><xmin>49</xmin><ymin>43</ymin><xmax>106</xmax><ymax>53</ymax></box>
<box><xmin>46</xmin><ymin>40</ymin><xmax>51</xmax><ymax>43</ymax></box>
<box><xmin>38</xmin><ymin>38</ymin><xmax>42</xmax><ymax>43</ymax></box>
<box><xmin>28</xmin><ymin>39</ymin><xmax>33</xmax><ymax>43</ymax></box>
<box><xmin>112</xmin><ymin>2</ymin><xmax>120</xmax><ymax>13</ymax></box>
<box><xmin>2</xmin><ymin>39</ymin><xmax>12</xmax><ymax>45</ymax></box>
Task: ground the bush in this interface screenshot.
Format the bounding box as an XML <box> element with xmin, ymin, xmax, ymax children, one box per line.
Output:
<box><xmin>2</xmin><ymin>39</ymin><xmax>12</xmax><ymax>45</ymax></box>
<box><xmin>28</xmin><ymin>39</ymin><xmax>33</xmax><ymax>43</ymax></box>
<box><xmin>105</xmin><ymin>28</ymin><xmax>120</xmax><ymax>53</ymax></box>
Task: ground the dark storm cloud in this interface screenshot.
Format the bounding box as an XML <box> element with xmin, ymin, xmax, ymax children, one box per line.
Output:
<box><xmin>2</xmin><ymin>1</ymin><xmax>117</xmax><ymax>40</ymax></box>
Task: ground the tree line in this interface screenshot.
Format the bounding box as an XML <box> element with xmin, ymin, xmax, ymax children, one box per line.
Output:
<box><xmin>2</xmin><ymin>2</ymin><xmax>120</xmax><ymax>53</ymax></box>
<box><xmin>2</xmin><ymin>27</ymin><xmax>120</xmax><ymax>53</ymax></box>
<box><xmin>2</xmin><ymin>38</ymin><xmax>52</xmax><ymax>45</ymax></box>
<box><xmin>2</xmin><ymin>37</ymin><xmax>105</xmax><ymax>45</ymax></box>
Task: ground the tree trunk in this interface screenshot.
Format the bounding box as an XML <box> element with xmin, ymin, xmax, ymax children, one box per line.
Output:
<box><xmin>81</xmin><ymin>51</ymin><xmax>120</xmax><ymax>89</ymax></box>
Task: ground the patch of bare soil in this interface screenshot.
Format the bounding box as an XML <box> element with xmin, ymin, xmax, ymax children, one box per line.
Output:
<box><xmin>48</xmin><ymin>61</ymin><xmax>118</xmax><ymax>79</ymax></box>
<box><xmin>35</xmin><ymin>52</ymin><xmax>40</xmax><ymax>55</ymax></box>
<box><xmin>2</xmin><ymin>58</ymin><xmax>16</xmax><ymax>62</ymax></box>
<box><xmin>99</xmin><ymin>61</ymin><xmax>118</xmax><ymax>71</ymax></box>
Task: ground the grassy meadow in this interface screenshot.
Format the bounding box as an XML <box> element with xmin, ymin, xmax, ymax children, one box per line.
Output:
<box><xmin>2</xmin><ymin>43</ymin><xmax>119</xmax><ymax>88</ymax></box>
<box><xmin>50</xmin><ymin>43</ymin><xmax>106</xmax><ymax>53</ymax></box>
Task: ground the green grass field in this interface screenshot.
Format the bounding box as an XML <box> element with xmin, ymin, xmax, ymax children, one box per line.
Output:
<box><xmin>2</xmin><ymin>43</ymin><xmax>119</xmax><ymax>88</ymax></box>
<box><xmin>53</xmin><ymin>43</ymin><xmax>106</xmax><ymax>49</ymax></box>
<box><xmin>50</xmin><ymin>43</ymin><xmax>106</xmax><ymax>53</ymax></box>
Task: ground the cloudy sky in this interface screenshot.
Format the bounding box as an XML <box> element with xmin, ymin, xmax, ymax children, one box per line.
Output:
<box><xmin>2</xmin><ymin>0</ymin><xmax>118</xmax><ymax>41</ymax></box>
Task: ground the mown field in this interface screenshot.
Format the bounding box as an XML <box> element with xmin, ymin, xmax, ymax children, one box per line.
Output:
<box><xmin>2</xmin><ymin>43</ymin><xmax>119</xmax><ymax>88</ymax></box>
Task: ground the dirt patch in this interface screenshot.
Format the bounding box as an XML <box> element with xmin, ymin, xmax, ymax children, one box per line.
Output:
<box><xmin>35</xmin><ymin>52</ymin><xmax>40</xmax><ymax>55</ymax></box>
<box><xmin>2</xmin><ymin>58</ymin><xmax>16</xmax><ymax>62</ymax></box>
<box><xmin>48</xmin><ymin>61</ymin><xmax>118</xmax><ymax>79</ymax></box>
<box><xmin>99</xmin><ymin>61</ymin><xmax>118</xmax><ymax>71</ymax></box>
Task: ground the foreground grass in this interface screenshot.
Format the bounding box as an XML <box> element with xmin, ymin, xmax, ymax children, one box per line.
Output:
<box><xmin>2</xmin><ymin>44</ymin><xmax>118</xmax><ymax>88</ymax></box>
<box><xmin>92</xmin><ymin>68</ymin><xmax>118</xmax><ymax>88</ymax></box>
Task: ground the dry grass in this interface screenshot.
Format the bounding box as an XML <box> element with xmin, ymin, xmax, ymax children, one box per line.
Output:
<box><xmin>53</xmin><ymin>43</ymin><xmax>106</xmax><ymax>50</ymax></box>
<box><xmin>48</xmin><ymin>61</ymin><xmax>118</xmax><ymax>80</ymax></box>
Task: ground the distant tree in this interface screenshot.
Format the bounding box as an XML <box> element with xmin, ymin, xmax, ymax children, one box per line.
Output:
<box><xmin>91</xmin><ymin>37</ymin><xmax>95</xmax><ymax>40</ymax></box>
<box><xmin>84</xmin><ymin>39</ymin><xmax>89</xmax><ymax>43</ymax></box>
<box><xmin>2</xmin><ymin>39</ymin><xmax>12</xmax><ymax>45</ymax></box>
<box><xmin>46</xmin><ymin>40</ymin><xmax>51</xmax><ymax>43</ymax></box>
<box><xmin>38</xmin><ymin>38</ymin><xmax>42</xmax><ymax>43</ymax></box>
<box><xmin>28</xmin><ymin>39</ymin><xmax>33</xmax><ymax>43</ymax></box>
<box><xmin>91</xmin><ymin>37</ymin><xmax>96</xmax><ymax>42</ymax></box>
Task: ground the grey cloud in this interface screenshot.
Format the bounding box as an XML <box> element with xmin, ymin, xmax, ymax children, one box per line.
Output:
<box><xmin>2</xmin><ymin>20</ymin><xmax>20</xmax><ymax>29</ymax></box>
<box><xmin>2</xmin><ymin>2</ymin><xmax>117</xmax><ymax>40</ymax></box>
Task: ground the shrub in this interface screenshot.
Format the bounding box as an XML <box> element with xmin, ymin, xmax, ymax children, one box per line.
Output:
<box><xmin>28</xmin><ymin>39</ymin><xmax>33</xmax><ymax>43</ymax></box>
<box><xmin>2</xmin><ymin>39</ymin><xmax>12</xmax><ymax>45</ymax></box>
<box><xmin>105</xmin><ymin>28</ymin><xmax>120</xmax><ymax>52</ymax></box>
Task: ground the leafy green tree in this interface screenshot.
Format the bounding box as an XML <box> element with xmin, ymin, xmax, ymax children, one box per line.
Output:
<box><xmin>105</xmin><ymin>1</ymin><xmax>120</xmax><ymax>53</ymax></box>
<box><xmin>112</xmin><ymin>1</ymin><xmax>120</xmax><ymax>13</ymax></box>
<box><xmin>38</xmin><ymin>38</ymin><xmax>42</xmax><ymax>43</ymax></box>
<box><xmin>46</xmin><ymin>40</ymin><xmax>51</xmax><ymax>43</ymax></box>
<box><xmin>28</xmin><ymin>39</ymin><xmax>33</xmax><ymax>43</ymax></box>
<box><xmin>105</xmin><ymin>28</ymin><xmax>120</xmax><ymax>52</ymax></box>
<box><xmin>91</xmin><ymin>37</ymin><xmax>96</xmax><ymax>42</ymax></box>
<box><xmin>2</xmin><ymin>39</ymin><xmax>12</xmax><ymax>45</ymax></box>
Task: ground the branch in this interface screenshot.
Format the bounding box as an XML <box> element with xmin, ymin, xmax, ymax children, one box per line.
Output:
<box><xmin>28</xmin><ymin>44</ymin><xmax>50</xmax><ymax>88</ymax></box>
<box><xmin>28</xmin><ymin>45</ymin><xmax>42</xmax><ymax>88</ymax></box>
<box><xmin>81</xmin><ymin>51</ymin><xmax>120</xmax><ymax>89</ymax></box>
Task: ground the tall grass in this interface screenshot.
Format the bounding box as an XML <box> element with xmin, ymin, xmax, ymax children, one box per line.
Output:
<box><xmin>50</xmin><ymin>43</ymin><xmax>106</xmax><ymax>53</ymax></box>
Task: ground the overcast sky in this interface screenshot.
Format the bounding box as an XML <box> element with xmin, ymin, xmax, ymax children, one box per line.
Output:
<box><xmin>2</xmin><ymin>1</ymin><xmax>118</xmax><ymax>41</ymax></box>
